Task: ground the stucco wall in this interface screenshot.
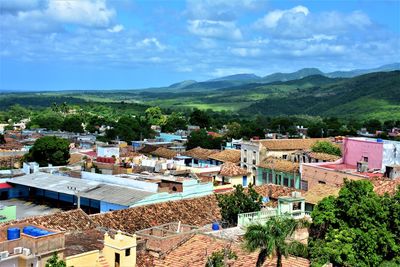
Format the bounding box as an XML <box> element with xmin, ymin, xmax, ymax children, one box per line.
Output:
<box><xmin>343</xmin><ymin>138</ymin><xmax>383</xmax><ymax>170</ymax></box>
<box><xmin>301</xmin><ymin>164</ymin><xmax>364</xmax><ymax>190</ymax></box>
<box><xmin>66</xmin><ymin>250</ymin><xmax>100</xmax><ymax>267</ymax></box>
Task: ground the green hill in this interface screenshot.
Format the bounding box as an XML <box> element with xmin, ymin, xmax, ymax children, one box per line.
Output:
<box><xmin>241</xmin><ymin>71</ymin><xmax>400</xmax><ymax>120</ymax></box>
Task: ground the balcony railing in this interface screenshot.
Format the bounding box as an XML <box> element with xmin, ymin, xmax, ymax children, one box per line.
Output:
<box><xmin>237</xmin><ymin>210</ymin><xmax>311</xmax><ymax>227</ymax></box>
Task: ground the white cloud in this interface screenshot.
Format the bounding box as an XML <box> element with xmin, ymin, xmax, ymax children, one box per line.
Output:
<box><xmin>186</xmin><ymin>0</ymin><xmax>260</xmax><ymax>21</ymax></box>
<box><xmin>0</xmin><ymin>0</ymin><xmax>42</xmax><ymax>14</ymax></box>
<box><xmin>255</xmin><ymin>6</ymin><xmax>373</xmax><ymax>38</ymax></box>
<box><xmin>45</xmin><ymin>0</ymin><xmax>115</xmax><ymax>28</ymax></box>
<box><xmin>107</xmin><ymin>24</ymin><xmax>124</xmax><ymax>33</ymax></box>
<box><xmin>256</xmin><ymin>5</ymin><xmax>309</xmax><ymax>28</ymax></box>
<box><xmin>230</xmin><ymin>47</ymin><xmax>261</xmax><ymax>57</ymax></box>
<box><xmin>188</xmin><ymin>19</ymin><xmax>242</xmax><ymax>40</ymax></box>
<box><xmin>136</xmin><ymin>38</ymin><xmax>166</xmax><ymax>51</ymax></box>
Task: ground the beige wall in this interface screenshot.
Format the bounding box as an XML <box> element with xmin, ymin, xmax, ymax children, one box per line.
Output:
<box><xmin>66</xmin><ymin>250</ymin><xmax>100</xmax><ymax>267</ymax></box>
<box><xmin>103</xmin><ymin>231</ymin><xmax>137</xmax><ymax>267</ymax></box>
<box><xmin>301</xmin><ymin>164</ymin><xmax>364</xmax><ymax>190</ymax></box>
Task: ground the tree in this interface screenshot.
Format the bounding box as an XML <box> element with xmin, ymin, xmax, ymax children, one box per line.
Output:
<box><xmin>45</xmin><ymin>252</ymin><xmax>66</xmax><ymax>267</ymax></box>
<box><xmin>309</xmin><ymin>180</ymin><xmax>400</xmax><ymax>267</ymax></box>
<box><xmin>186</xmin><ymin>129</ymin><xmax>224</xmax><ymax>150</ymax></box>
<box><xmin>216</xmin><ymin>184</ymin><xmax>262</xmax><ymax>227</ymax></box>
<box><xmin>364</xmin><ymin>119</ymin><xmax>382</xmax><ymax>133</ymax></box>
<box><xmin>243</xmin><ymin>216</ymin><xmax>303</xmax><ymax>267</ymax></box>
<box><xmin>206</xmin><ymin>247</ymin><xmax>238</xmax><ymax>267</ymax></box>
<box><xmin>105</xmin><ymin>116</ymin><xmax>154</xmax><ymax>142</ymax></box>
<box><xmin>225</xmin><ymin>122</ymin><xmax>242</xmax><ymax>139</ymax></box>
<box><xmin>189</xmin><ymin>109</ymin><xmax>211</xmax><ymax>128</ymax></box>
<box><xmin>25</xmin><ymin>136</ymin><xmax>70</xmax><ymax>166</ymax></box>
<box><xmin>163</xmin><ymin>112</ymin><xmax>187</xmax><ymax>132</ymax></box>
<box><xmin>29</xmin><ymin>113</ymin><xmax>63</xmax><ymax>131</ymax></box>
<box><xmin>311</xmin><ymin>141</ymin><xmax>342</xmax><ymax>156</ymax></box>
<box><xmin>145</xmin><ymin>106</ymin><xmax>166</xmax><ymax>126</ymax></box>
<box><xmin>61</xmin><ymin>115</ymin><xmax>84</xmax><ymax>133</ymax></box>
<box><xmin>8</xmin><ymin>104</ymin><xmax>30</xmax><ymax>122</ymax></box>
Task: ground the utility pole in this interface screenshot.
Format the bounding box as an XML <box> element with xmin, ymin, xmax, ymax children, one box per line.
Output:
<box><xmin>67</xmin><ymin>186</ymin><xmax>81</xmax><ymax>209</ymax></box>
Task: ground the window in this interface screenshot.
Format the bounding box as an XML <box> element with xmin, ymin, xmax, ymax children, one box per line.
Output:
<box><xmin>318</xmin><ymin>181</ymin><xmax>327</xmax><ymax>184</ymax></box>
<box><xmin>268</xmin><ymin>173</ymin><xmax>273</xmax><ymax>184</ymax></box>
<box><xmin>283</xmin><ymin>155</ymin><xmax>287</xmax><ymax>160</ymax></box>
<box><xmin>125</xmin><ymin>248</ymin><xmax>131</xmax><ymax>257</ymax></box>
<box><xmin>262</xmin><ymin>172</ymin><xmax>267</xmax><ymax>184</ymax></box>
<box><xmin>252</xmin><ymin>159</ymin><xmax>256</xmax><ymax>165</ymax></box>
<box><xmin>301</xmin><ymin>180</ymin><xmax>308</xmax><ymax>191</ymax></box>
<box><xmin>283</xmin><ymin>177</ymin><xmax>289</xmax><ymax>187</ymax></box>
<box><xmin>290</xmin><ymin>177</ymin><xmax>296</xmax><ymax>188</ymax></box>
<box><xmin>363</xmin><ymin>156</ymin><xmax>368</xmax><ymax>162</ymax></box>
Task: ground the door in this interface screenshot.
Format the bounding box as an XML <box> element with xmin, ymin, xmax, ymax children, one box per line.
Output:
<box><xmin>242</xmin><ymin>176</ymin><xmax>247</xmax><ymax>187</ymax></box>
<box><xmin>115</xmin><ymin>252</ymin><xmax>120</xmax><ymax>267</ymax></box>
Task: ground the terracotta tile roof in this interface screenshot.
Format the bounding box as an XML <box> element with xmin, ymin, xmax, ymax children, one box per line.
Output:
<box><xmin>303</xmin><ymin>184</ymin><xmax>340</xmax><ymax>205</ymax></box>
<box><xmin>154</xmin><ymin>234</ymin><xmax>310</xmax><ymax>267</ymax></box>
<box><xmin>220</xmin><ymin>162</ymin><xmax>248</xmax><ymax>177</ymax></box>
<box><xmin>120</xmin><ymin>146</ymin><xmax>141</xmax><ymax>158</ymax></box>
<box><xmin>0</xmin><ymin>209</ymin><xmax>98</xmax><ymax>232</ymax></box>
<box><xmin>183</xmin><ymin>147</ymin><xmax>219</xmax><ymax>160</ymax></box>
<box><xmin>150</xmin><ymin>147</ymin><xmax>178</xmax><ymax>159</ymax></box>
<box><xmin>308</xmin><ymin>152</ymin><xmax>341</xmax><ymax>162</ymax></box>
<box><xmin>256</xmin><ymin>138</ymin><xmax>329</xmax><ymax>151</ymax></box>
<box><xmin>139</xmin><ymin>145</ymin><xmax>158</xmax><ymax>154</ymax></box>
<box><xmin>0</xmin><ymin>155</ymin><xmax>23</xmax><ymax>168</ymax></box>
<box><xmin>68</xmin><ymin>153</ymin><xmax>85</xmax><ymax>165</ymax></box>
<box><xmin>0</xmin><ymin>138</ymin><xmax>23</xmax><ymax>150</ymax></box>
<box><xmin>64</xmin><ymin>229</ymin><xmax>105</xmax><ymax>257</ymax></box>
<box><xmin>209</xmin><ymin>149</ymin><xmax>241</xmax><ymax>164</ymax></box>
<box><xmin>258</xmin><ymin>157</ymin><xmax>299</xmax><ymax>173</ymax></box>
<box><xmin>90</xmin><ymin>195</ymin><xmax>221</xmax><ymax>234</ymax></box>
<box><xmin>371</xmin><ymin>176</ymin><xmax>400</xmax><ymax>195</ymax></box>
<box><xmin>251</xmin><ymin>184</ymin><xmax>304</xmax><ymax>199</ymax></box>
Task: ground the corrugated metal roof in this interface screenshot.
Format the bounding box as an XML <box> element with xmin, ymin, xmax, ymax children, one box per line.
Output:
<box><xmin>8</xmin><ymin>172</ymin><xmax>155</xmax><ymax>206</ymax></box>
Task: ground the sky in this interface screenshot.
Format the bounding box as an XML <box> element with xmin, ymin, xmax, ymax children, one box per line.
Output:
<box><xmin>0</xmin><ymin>0</ymin><xmax>399</xmax><ymax>91</ymax></box>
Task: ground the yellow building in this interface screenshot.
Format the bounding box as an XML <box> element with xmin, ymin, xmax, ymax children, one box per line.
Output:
<box><xmin>214</xmin><ymin>162</ymin><xmax>250</xmax><ymax>190</ymax></box>
<box><xmin>65</xmin><ymin>230</ymin><xmax>137</xmax><ymax>267</ymax></box>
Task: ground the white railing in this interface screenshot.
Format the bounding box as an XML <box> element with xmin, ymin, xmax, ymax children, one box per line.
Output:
<box><xmin>238</xmin><ymin>208</ymin><xmax>278</xmax><ymax>227</ymax></box>
<box><xmin>238</xmin><ymin>210</ymin><xmax>312</xmax><ymax>227</ymax></box>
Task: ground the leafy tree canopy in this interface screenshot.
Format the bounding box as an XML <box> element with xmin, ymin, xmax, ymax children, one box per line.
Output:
<box><xmin>145</xmin><ymin>106</ymin><xmax>166</xmax><ymax>126</ymax></box>
<box><xmin>162</xmin><ymin>112</ymin><xmax>187</xmax><ymax>133</ymax></box>
<box><xmin>61</xmin><ymin>115</ymin><xmax>84</xmax><ymax>133</ymax></box>
<box><xmin>216</xmin><ymin>184</ymin><xmax>262</xmax><ymax>227</ymax></box>
<box><xmin>25</xmin><ymin>136</ymin><xmax>70</xmax><ymax>166</ymax></box>
<box><xmin>205</xmin><ymin>247</ymin><xmax>238</xmax><ymax>267</ymax></box>
<box><xmin>186</xmin><ymin>129</ymin><xmax>224</xmax><ymax>150</ymax></box>
<box><xmin>311</xmin><ymin>141</ymin><xmax>341</xmax><ymax>156</ymax></box>
<box><xmin>189</xmin><ymin>109</ymin><xmax>211</xmax><ymax>128</ymax></box>
<box><xmin>45</xmin><ymin>253</ymin><xmax>66</xmax><ymax>267</ymax></box>
<box><xmin>309</xmin><ymin>180</ymin><xmax>400</xmax><ymax>267</ymax></box>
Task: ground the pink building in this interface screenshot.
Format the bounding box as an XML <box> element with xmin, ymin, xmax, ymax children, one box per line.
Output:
<box><xmin>343</xmin><ymin>137</ymin><xmax>384</xmax><ymax>170</ymax></box>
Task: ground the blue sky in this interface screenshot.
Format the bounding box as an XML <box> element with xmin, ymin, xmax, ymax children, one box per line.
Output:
<box><xmin>0</xmin><ymin>0</ymin><xmax>399</xmax><ymax>91</ymax></box>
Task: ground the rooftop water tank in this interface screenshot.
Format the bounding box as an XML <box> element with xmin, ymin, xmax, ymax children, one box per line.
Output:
<box><xmin>23</xmin><ymin>226</ymin><xmax>34</xmax><ymax>236</ymax></box>
<box><xmin>7</xmin><ymin>228</ymin><xmax>20</xmax><ymax>240</ymax></box>
<box><xmin>212</xmin><ymin>222</ymin><xmax>220</xmax><ymax>231</ymax></box>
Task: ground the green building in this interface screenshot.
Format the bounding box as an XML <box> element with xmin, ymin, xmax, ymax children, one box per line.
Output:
<box><xmin>257</xmin><ymin>157</ymin><xmax>301</xmax><ymax>189</ymax></box>
<box><xmin>0</xmin><ymin>205</ymin><xmax>17</xmax><ymax>223</ymax></box>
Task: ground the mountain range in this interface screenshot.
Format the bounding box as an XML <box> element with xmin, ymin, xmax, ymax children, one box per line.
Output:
<box><xmin>166</xmin><ymin>63</ymin><xmax>400</xmax><ymax>91</ymax></box>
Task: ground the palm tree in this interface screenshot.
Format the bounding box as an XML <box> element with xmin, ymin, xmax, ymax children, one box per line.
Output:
<box><xmin>243</xmin><ymin>216</ymin><xmax>303</xmax><ymax>267</ymax></box>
